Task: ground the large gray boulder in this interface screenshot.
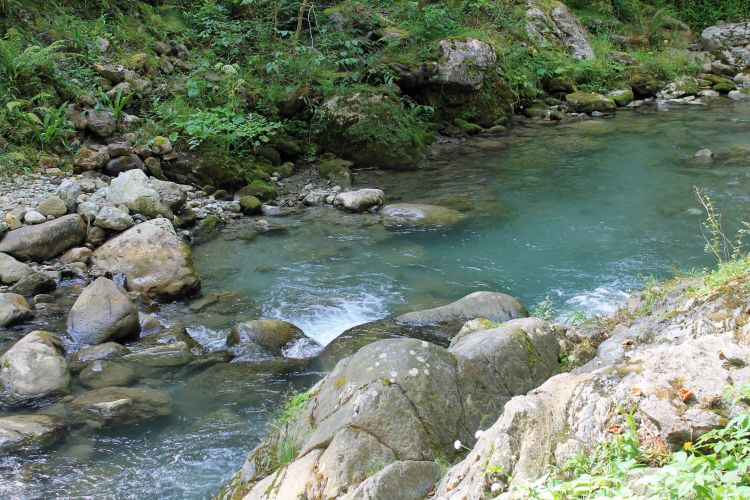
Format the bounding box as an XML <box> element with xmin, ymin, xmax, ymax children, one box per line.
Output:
<box><xmin>106</xmin><ymin>169</ymin><xmax>173</xmax><ymax>218</ymax></box>
<box><xmin>433</xmin><ymin>38</ymin><xmax>497</xmax><ymax>89</ymax></box>
<box><xmin>0</xmin><ymin>252</ymin><xmax>32</xmax><ymax>284</ymax></box>
<box><xmin>0</xmin><ymin>414</ymin><xmax>66</xmax><ymax>453</ymax></box>
<box><xmin>396</xmin><ymin>291</ymin><xmax>528</xmax><ymax>325</ymax></box>
<box><xmin>436</xmin><ymin>277</ymin><xmax>750</xmax><ymax>498</ymax></box>
<box><xmin>340</xmin><ymin>461</ymin><xmax>441</xmax><ymax>500</ymax></box>
<box><xmin>702</xmin><ymin>21</ymin><xmax>750</xmax><ymax>70</ymax></box>
<box><xmin>0</xmin><ymin>214</ymin><xmax>86</xmax><ymax>261</ymax></box>
<box><xmin>0</xmin><ymin>293</ymin><xmax>33</xmax><ymax>327</ymax></box>
<box><xmin>222</xmin><ymin>318</ymin><xmax>560</xmax><ymax>498</ymax></box>
<box><xmin>0</xmin><ymin>331</ymin><xmax>70</xmax><ymax>408</ymax></box>
<box><xmin>526</xmin><ymin>1</ymin><xmax>595</xmax><ymax>60</ymax></box>
<box><xmin>333</xmin><ymin>189</ymin><xmax>385</xmax><ymax>213</ymax></box>
<box><xmin>91</xmin><ymin>218</ymin><xmax>201</xmax><ymax>299</ymax></box>
<box><xmin>67</xmin><ymin>386</ymin><xmax>173</xmax><ymax>428</ymax></box>
<box><xmin>66</xmin><ymin>277</ymin><xmax>141</xmax><ymax>346</ymax></box>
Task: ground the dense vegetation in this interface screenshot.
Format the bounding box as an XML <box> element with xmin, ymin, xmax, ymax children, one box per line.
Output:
<box><xmin>0</xmin><ymin>0</ymin><xmax>742</xmax><ymax>177</ymax></box>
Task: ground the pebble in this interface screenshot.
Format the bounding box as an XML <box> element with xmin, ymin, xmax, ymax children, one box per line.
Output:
<box><xmin>24</xmin><ymin>210</ymin><xmax>46</xmax><ymax>224</ymax></box>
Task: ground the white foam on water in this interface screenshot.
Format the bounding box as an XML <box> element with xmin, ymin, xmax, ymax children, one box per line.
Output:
<box><xmin>265</xmin><ymin>291</ymin><xmax>392</xmax><ymax>346</ymax></box>
<box><xmin>563</xmin><ymin>285</ymin><xmax>630</xmax><ymax>318</ymax></box>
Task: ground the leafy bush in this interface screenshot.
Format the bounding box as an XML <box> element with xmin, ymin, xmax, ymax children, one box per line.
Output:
<box><xmin>0</xmin><ymin>38</ymin><xmax>65</xmax><ymax>100</ymax></box>
<box><xmin>652</xmin><ymin>0</ymin><xmax>750</xmax><ymax>30</ymax></box>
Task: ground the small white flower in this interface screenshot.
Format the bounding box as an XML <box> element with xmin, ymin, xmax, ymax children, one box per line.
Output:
<box><xmin>454</xmin><ymin>440</ymin><xmax>462</xmax><ymax>451</ymax></box>
<box><xmin>491</xmin><ymin>483</ymin><xmax>501</xmax><ymax>492</ymax></box>
<box><xmin>409</xmin><ymin>368</ymin><xmax>419</xmax><ymax>376</ymax></box>
<box><xmin>475</xmin><ymin>430</ymin><xmax>484</xmax><ymax>439</ymax></box>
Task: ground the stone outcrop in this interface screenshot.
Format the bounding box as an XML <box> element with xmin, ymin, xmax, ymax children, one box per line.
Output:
<box><xmin>91</xmin><ymin>218</ymin><xmax>200</xmax><ymax>299</ymax></box>
<box><xmin>221</xmin><ymin>317</ymin><xmax>561</xmax><ymax>498</ymax></box>
<box><xmin>0</xmin><ymin>331</ymin><xmax>70</xmax><ymax>408</ymax></box>
<box><xmin>436</xmin><ymin>277</ymin><xmax>750</xmax><ymax>497</ymax></box>
<box><xmin>702</xmin><ymin>21</ymin><xmax>750</xmax><ymax>71</ymax></box>
<box><xmin>0</xmin><ymin>214</ymin><xmax>86</xmax><ymax>261</ymax></box>
<box><xmin>66</xmin><ymin>277</ymin><xmax>141</xmax><ymax>346</ymax></box>
<box><xmin>526</xmin><ymin>1</ymin><xmax>595</xmax><ymax>60</ymax></box>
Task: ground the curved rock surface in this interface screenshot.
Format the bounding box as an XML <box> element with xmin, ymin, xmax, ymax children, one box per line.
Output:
<box><xmin>66</xmin><ymin>277</ymin><xmax>140</xmax><ymax>346</ymax></box>
<box><xmin>222</xmin><ymin>317</ymin><xmax>560</xmax><ymax>499</ymax></box>
<box><xmin>382</xmin><ymin>203</ymin><xmax>465</xmax><ymax>229</ymax></box>
<box><xmin>396</xmin><ymin>291</ymin><xmax>528</xmax><ymax>325</ymax></box>
<box><xmin>68</xmin><ymin>386</ymin><xmax>173</xmax><ymax>428</ymax></box>
<box><xmin>0</xmin><ymin>331</ymin><xmax>70</xmax><ymax>408</ymax></box>
<box><xmin>0</xmin><ymin>293</ymin><xmax>33</xmax><ymax>327</ymax></box>
<box><xmin>0</xmin><ymin>414</ymin><xmax>66</xmax><ymax>453</ymax></box>
<box><xmin>91</xmin><ymin>218</ymin><xmax>201</xmax><ymax>299</ymax></box>
<box><xmin>436</xmin><ymin>278</ymin><xmax>750</xmax><ymax>498</ymax></box>
<box><xmin>0</xmin><ymin>214</ymin><xmax>86</xmax><ymax>262</ymax></box>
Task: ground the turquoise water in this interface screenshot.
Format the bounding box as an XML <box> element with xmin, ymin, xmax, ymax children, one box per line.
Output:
<box><xmin>3</xmin><ymin>100</ymin><xmax>750</xmax><ymax>499</ymax></box>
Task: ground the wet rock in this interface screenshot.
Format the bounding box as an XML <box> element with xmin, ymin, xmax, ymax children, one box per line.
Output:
<box><xmin>695</xmin><ymin>148</ymin><xmax>714</xmax><ymax>158</ymax></box>
<box><xmin>227</xmin><ymin>319</ymin><xmax>321</xmax><ymax>361</ymax></box>
<box><xmin>122</xmin><ymin>341</ymin><xmax>194</xmax><ymax>371</ymax></box>
<box><xmin>67</xmin><ymin>386</ymin><xmax>173</xmax><ymax>428</ymax></box>
<box><xmin>104</xmin><ymin>154</ymin><xmax>145</xmax><ymax>176</ymax></box>
<box><xmin>0</xmin><ymin>415</ymin><xmax>66</xmax><ymax>453</ymax></box>
<box><xmin>0</xmin><ymin>293</ymin><xmax>33</xmax><ymax>326</ymax></box>
<box><xmin>0</xmin><ymin>252</ymin><xmax>32</xmax><ymax>284</ymax></box>
<box><xmin>66</xmin><ymin>277</ymin><xmax>140</xmax><ymax>346</ymax></box>
<box><xmin>106</xmin><ymin>169</ymin><xmax>173</xmax><ymax>218</ymax></box>
<box><xmin>239</xmin><ymin>195</ymin><xmax>262</xmax><ymax>215</ymax></box>
<box><xmin>396</xmin><ymin>291</ymin><xmax>528</xmax><ymax>325</ymax></box>
<box><xmin>37</xmin><ymin>196</ymin><xmax>67</xmax><ymax>217</ymax></box>
<box><xmin>381</xmin><ymin>203</ymin><xmax>465</xmax><ymax>229</ymax></box>
<box><xmin>0</xmin><ymin>214</ymin><xmax>86</xmax><ymax>262</ymax></box>
<box><xmin>10</xmin><ymin>272</ymin><xmax>56</xmax><ymax>296</ymax></box>
<box><xmin>333</xmin><ymin>189</ymin><xmax>385</xmax><ymax>213</ymax></box>
<box><xmin>0</xmin><ymin>331</ymin><xmax>70</xmax><ymax>408</ymax></box>
<box><xmin>78</xmin><ymin>360</ymin><xmax>138</xmax><ymax>389</ymax></box>
<box><xmin>94</xmin><ymin>206</ymin><xmax>134</xmax><ymax>231</ymax></box>
<box><xmin>68</xmin><ymin>343</ymin><xmax>131</xmax><ymax>374</ymax></box>
<box><xmin>59</xmin><ymin>247</ymin><xmax>92</xmax><ymax>265</ymax></box>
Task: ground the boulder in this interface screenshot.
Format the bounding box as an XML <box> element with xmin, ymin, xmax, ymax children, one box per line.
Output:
<box><xmin>433</xmin><ymin>38</ymin><xmax>498</xmax><ymax>89</ymax></box>
<box><xmin>526</xmin><ymin>1</ymin><xmax>595</xmax><ymax>60</ymax></box>
<box><xmin>66</xmin><ymin>277</ymin><xmax>141</xmax><ymax>346</ymax></box>
<box><xmin>78</xmin><ymin>360</ymin><xmax>138</xmax><ymax>389</ymax></box>
<box><xmin>9</xmin><ymin>272</ymin><xmax>56</xmax><ymax>296</ymax></box>
<box><xmin>316</xmin><ymin>158</ymin><xmax>354</xmax><ymax>186</ymax></box>
<box><xmin>0</xmin><ymin>214</ymin><xmax>86</xmax><ymax>261</ymax></box>
<box><xmin>93</xmin><ymin>62</ymin><xmax>126</xmax><ymax>83</ymax></box>
<box><xmin>104</xmin><ymin>154</ymin><xmax>145</xmax><ymax>176</ymax></box>
<box><xmin>59</xmin><ymin>247</ymin><xmax>92</xmax><ymax>265</ymax></box>
<box><xmin>396</xmin><ymin>291</ymin><xmax>528</xmax><ymax>326</ymax></box>
<box><xmin>0</xmin><ymin>331</ymin><xmax>70</xmax><ymax>408</ymax></box>
<box><xmin>85</xmin><ymin>109</ymin><xmax>117</xmax><ymax>137</ymax></box>
<box><xmin>239</xmin><ymin>196</ymin><xmax>262</xmax><ymax>215</ymax></box>
<box><xmin>67</xmin><ymin>386</ymin><xmax>173</xmax><ymax>428</ymax></box>
<box><xmin>223</xmin><ymin>318</ymin><xmax>560</xmax><ymax>498</ymax></box>
<box><xmin>340</xmin><ymin>461</ymin><xmax>440</xmax><ymax>500</ymax></box>
<box><xmin>162</xmin><ymin>152</ymin><xmax>246</xmax><ymax>191</ymax></box>
<box><xmin>106</xmin><ymin>169</ymin><xmax>173</xmax><ymax>218</ymax></box>
<box><xmin>0</xmin><ymin>415</ymin><xmax>66</xmax><ymax>453</ymax></box>
<box><xmin>381</xmin><ymin>203</ymin><xmax>465</xmax><ymax>229</ymax></box>
<box><xmin>149</xmin><ymin>179</ymin><xmax>187</xmax><ymax>212</ymax></box>
<box><xmin>56</xmin><ymin>179</ymin><xmax>82</xmax><ymax>212</ymax></box>
<box><xmin>565</xmin><ymin>92</ymin><xmax>616</xmax><ymax>114</ymax></box>
<box><xmin>36</xmin><ymin>195</ymin><xmax>67</xmax><ymax>217</ymax></box>
<box><xmin>91</xmin><ymin>218</ymin><xmax>200</xmax><ymax>299</ymax></box>
<box><xmin>227</xmin><ymin>319</ymin><xmax>321</xmax><ymax>361</ymax></box>
<box><xmin>73</xmin><ymin>147</ymin><xmax>110</xmax><ymax>172</ymax></box>
<box><xmin>608</xmin><ymin>88</ymin><xmax>634</xmax><ymax>106</ymax></box>
<box><xmin>701</xmin><ymin>22</ymin><xmax>750</xmax><ymax>70</ymax></box>
<box><xmin>0</xmin><ymin>252</ymin><xmax>32</xmax><ymax>284</ymax></box>
<box><xmin>68</xmin><ymin>342</ymin><xmax>131</xmax><ymax>374</ymax></box>
<box><xmin>0</xmin><ymin>293</ymin><xmax>33</xmax><ymax>326</ymax></box>
<box><xmin>94</xmin><ymin>206</ymin><xmax>134</xmax><ymax>231</ymax></box>
<box><xmin>333</xmin><ymin>189</ymin><xmax>385</xmax><ymax>213</ymax></box>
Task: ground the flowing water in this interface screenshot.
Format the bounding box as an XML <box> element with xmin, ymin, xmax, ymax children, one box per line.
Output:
<box><xmin>3</xmin><ymin>100</ymin><xmax>750</xmax><ymax>499</ymax></box>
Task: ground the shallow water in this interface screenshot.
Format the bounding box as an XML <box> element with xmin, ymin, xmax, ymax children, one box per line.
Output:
<box><xmin>4</xmin><ymin>100</ymin><xmax>750</xmax><ymax>499</ymax></box>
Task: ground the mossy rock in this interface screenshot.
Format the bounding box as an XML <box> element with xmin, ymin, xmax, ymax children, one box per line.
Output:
<box><xmin>672</xmin><ymin>76</ymin><xmax>700</xmax><ymax>96</ymax></box>
<box><xmin>713</xmin><ymin>82</ymin><xmax>737</xmax><ymax>93</ymax></box>
<box><xmin>608</xmin><ymin>88</ymin><xmax>634</xmax><ymax>107</ymax></box>
<box><xmin>316</xmin><ymin>158</ymin><xmax>354</xmax><ymax>186</ymax></box>
<box><xmin>239</xmin><ymin>196</ymin><xmax>262</xmax><ymax>215</ymax></box>
<box><xmin>127</xmin><ymin>53</ymin><xmax>150</xmax><ymax>74</ymax></box>
<box><xmin>315</xmin><ymin>87</ymin><xmax>430</xmax><ymax>170</ymax></box>
<box><xmin>699</xmin><ymin>73</ymin><xmax>734</xmax><ymax>86</ymax></box>
<box><xmin>544</xmin><ymin>77</ymin><xmax>575</xmax><ymax>96</ymax></box>
<box><xmin>193</xmin><ymin>214</ymin><xmax>225</xmax><ymax>241</ymax></box>
<box><xmin>272</xmin><ymin>136</ymin><xmax>303</xmax><ymax>160</ymax></box>
<box><xmin>256</xmin><ymin>147</ymin><xmax>282</xmax><ymax>166</ymax></box>
<box><xmin>523</xmin><ymin>102</ymin><xmax>548</xmax><ymax>119</ymax></box>
<box><xmin>163</xmin><ymin>152</ymin><xmax>246</xmax><ymax>191</ymax></box>
<box><xmin>236</xmin><ymin>181</ymin><xmax>278</xmax><ymax>202</ymax></box>
<box><xmin>630</xmin><ymin>75</ymin><xmax>659</xmax><ymax>98</ymax></box>
<box><xmin>565</xmin><ymin>92</ymin><xmax>616</xmax><ymax>114</ymax></box>
<box><xmin>452</xmin><ymin>118</ymin><xmax>482</xmax><ymax>134</ymax></box>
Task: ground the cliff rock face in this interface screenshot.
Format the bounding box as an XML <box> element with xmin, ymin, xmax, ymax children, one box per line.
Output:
<box><xmin>436</xmin><ymin>277</ymin><xmax>750</xmax><ymax>498</ymax></box>
<box><xmin>526</xmin><ymin>1</ymin><xmax>595</xmax><ymax>60</ymax></box>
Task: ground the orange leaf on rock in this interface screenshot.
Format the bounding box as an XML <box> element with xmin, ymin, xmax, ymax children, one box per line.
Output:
<box><xmin>679</xmin><ymin>389</ymin><xmax>694</xmax><ymax>402</ymax></box>
<box><xmin>630</xmin><ymin>387</ymin><xmax>643</xmax><ymax>397</ymax></box>
<box><xmin>606</xmin><ymin>424</ymin><xmax>624</xmax><ymax>435</ymax></box>
<box><xmin>622</xmin><ymin>339</ymin><xmax>635</xmax><ymax>346</ymax></box>
<box><xmin>718</xmin><ymin>350</ymin><xmax>726</xmax><ymax>359</ymax></box>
